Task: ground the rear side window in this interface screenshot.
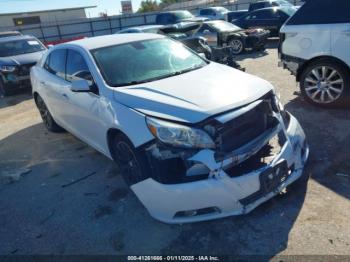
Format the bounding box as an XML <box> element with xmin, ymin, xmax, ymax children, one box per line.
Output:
<box><xmin>287</xmin><ymin>0</ymin><xmax>350</xmax><ymax>25</ymax></box>
<box><xmin>45</xmin><ymin>49</ymin><xmax>66</xmax><ymax>79</ymax></box>
<box><xmin>249</xmin><ymin>2</ymin><xmax>268</xmax><ymax>11</ymax></box>
<box><xmin>66</xmin><ymin>50</ymin><xmax>94</xmax><ymax>86</ymax></box>
<box><xmin>200</xmin><ymin>9</ymin><xmax>215</xmax><ymax>16</ymax></box>
<box><xmin>156</xmin><ymin>14</ymin><xmax>175</xmax><ymax>24</ymax></box>
<box><xmin>247</xmin><ymin>9</ymin><xmax>278</xmax><ymax>20</ymax></box>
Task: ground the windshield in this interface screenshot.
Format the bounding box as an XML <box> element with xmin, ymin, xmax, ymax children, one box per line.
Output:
<box><xmin>0</xmin><ymin>38</ymin><xmax>45</xmax><ymax>57</ymax></box>
<box><xmin>175</xmin><ymin>11</ymin><xmax>194</xmax><ymax>19</ymax></box>
<box><xmin>91</xmin><ymin>38</ymin><xmax>207</xmax><ymax>87</ymax></box>
<box><xmin>208</xmin><ymin>21</ymin><xmax>241</xmax><ymax>32</ymax></box>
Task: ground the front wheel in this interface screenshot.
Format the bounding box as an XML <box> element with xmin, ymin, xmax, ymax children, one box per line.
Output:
<box><xmin>300</xmin><ymin>59</ymin><xmax>349</xmax><ymax>107</ymax></box>
<box><xmin>35</xmin><ymin>95</ymin><xmax>64</xmax><ymax>132</ymax></box>
<box><xmin>112</xmin><ymin>133</ymin><xmax>150</xmax><ymax>186</ymax></box>
<box><xmin>229</xmin><ymin>38</ymin><xmax>244</xmax><ymax>54</ymax></box>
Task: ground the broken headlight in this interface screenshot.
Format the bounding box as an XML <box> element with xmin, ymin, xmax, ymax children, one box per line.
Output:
<box><xmin>146</xmin><ymin>117</ymin><xmax>215</xmax><ymax>149</ymax></box>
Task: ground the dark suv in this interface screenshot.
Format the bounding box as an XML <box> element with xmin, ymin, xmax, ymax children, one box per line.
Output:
<box><xmin>155</xmin><ymin>11</ymin><xmax>208</xmax><ymax>25</ymax></box>
<box><xmin>232</xmin><ymin>7</ymin><xmax>296</xmax><ymax>36</ymax></box>
<box><xmin>0</xmin><ymin>35</ymin><xmax>46</xmax><ymax>96</ymax></box>
<box><xmin>249</xmin><ymin>0</ymin><xmax>297</xmax><ymax>12</ymax></box>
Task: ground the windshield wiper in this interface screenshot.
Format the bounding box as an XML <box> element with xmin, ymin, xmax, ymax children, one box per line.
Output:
<box><xmin>113</xmin><ymin>64</ymin><xmax>206</xmax><ymax>87</ymax></box>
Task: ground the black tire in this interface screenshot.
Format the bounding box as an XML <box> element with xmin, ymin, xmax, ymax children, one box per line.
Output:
<box><xmin>300</xmin><ymin>59</ymin><xmax>350</xmax><ymax>108</ymax></box>
<box><xmin>112</xmin><ymin>133</ymin><xmax>150</xmax><ymax>186</ymax></box>
<box><xmin>35</xmin><ymin>95</ymin><xmax>64</xmax><ymax>132</ymax></box>
<box><xmin>228</xmin><ymin>38</ymin><xmax>244</xmax><ymax>55</ymax></box>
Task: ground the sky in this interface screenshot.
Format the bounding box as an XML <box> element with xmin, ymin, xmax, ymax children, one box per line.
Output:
<box><xmin>0</xmin><ymin>0</ymin><xmax>143</xmax><ymax>17</ymax></box>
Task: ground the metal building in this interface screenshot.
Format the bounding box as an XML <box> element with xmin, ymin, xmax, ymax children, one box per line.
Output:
<box><xmin>0</xmin><ymin>5</ymin><xmax>97</xmax><ymax>28</ymax></box>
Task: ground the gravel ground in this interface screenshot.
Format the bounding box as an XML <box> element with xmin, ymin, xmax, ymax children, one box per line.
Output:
<box><xmin>0</xmin><ymin>42</ymin><xmax>349</xmax><ymax>257</ymax></box>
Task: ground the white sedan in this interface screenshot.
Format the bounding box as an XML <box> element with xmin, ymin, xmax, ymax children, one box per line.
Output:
<box><xmin>30</xmin><ymin>33</ymin><xmax>309</xmax><ymax>223</ymax></box>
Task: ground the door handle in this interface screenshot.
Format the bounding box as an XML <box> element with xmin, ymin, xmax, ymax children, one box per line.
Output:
<box><xmin>40</xmin><ymin>81</ymin><xmax>46</xmax><ymax>86</ymax></box>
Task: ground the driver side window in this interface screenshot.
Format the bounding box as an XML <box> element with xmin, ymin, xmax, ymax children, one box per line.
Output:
<box><xmin>66</xmin><ymin>50</ymin><xmax>93</xmax><ymax>83</ymax></box>
<box><xmin>66</xmin><ymin>49</ymin><xmax>98</xmax><ymax>94</ymax></box>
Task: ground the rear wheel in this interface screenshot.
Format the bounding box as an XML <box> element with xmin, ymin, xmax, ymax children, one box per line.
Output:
<box><xmin>229</xmin><ymin>38</ymin><xmax>244</xmax><ymax>54</ymax></box>
<box><xmin>300</xmin><ymin>59</ymin><xmax>349</xmax><ymax>107</ymax></box>
<box><xmin>112</xmin><ymin>133</ymin><xmax>150</xmax><ymax>186</ymax></box>
<box><xmin>35</xmin><ymin>95</ymin><xmax>64</xmax><ymax>132</ymax></box>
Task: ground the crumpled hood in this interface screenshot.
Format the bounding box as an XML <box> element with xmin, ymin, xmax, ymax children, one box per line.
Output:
<box><xmin>0</xmin><ymin>51</ymin><xmax>45</xmax><ymax>66</ymax></box>
<box><xmin>113</xmin><ymin>62</ymin><xmax>273</xmax><ymax>123</ymax></box>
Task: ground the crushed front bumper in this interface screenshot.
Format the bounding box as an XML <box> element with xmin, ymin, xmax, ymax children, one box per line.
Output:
<box><xmin>132</xmin><ymin>113</ymin><xmax>309</xmax><ymax>224</ymax></box>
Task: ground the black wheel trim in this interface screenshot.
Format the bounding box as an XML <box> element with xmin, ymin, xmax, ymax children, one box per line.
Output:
<box><xmin>115</xmin><ymin>141</ymin><xmax>143</xmax><ymax>184</ymax></box>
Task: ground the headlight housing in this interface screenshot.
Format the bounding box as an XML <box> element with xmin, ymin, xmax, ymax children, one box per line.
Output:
<box><xmin>146</xmin><ymin>117</ymin><xmax>216</xmax><ymax>149</ymax></box>
<box><xmin>0</xmin><ymin>65</ymin><xmax>16</xmax><ymax>73</ymax></box>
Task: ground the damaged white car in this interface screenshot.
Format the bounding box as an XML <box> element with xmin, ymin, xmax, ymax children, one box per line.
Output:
<box><xmin>31</xmin><ymin>34</ymin><xmax>309</xmax><ymax>223</ymax></box>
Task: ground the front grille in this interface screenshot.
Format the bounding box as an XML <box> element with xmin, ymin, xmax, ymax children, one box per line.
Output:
<box><xmin>224</xmin><ymin>130</ymin><xmax>286</xmax><ymax>178</ymax></box>
<box><xmin>216</xmin><ymin>98</ymin><xmax>278</xmax><ymax>153</ymax></box>
<box><xmin>17</xmin><ymin>62</ymin><xmax>36</xmax><ymax>76</ymax></box>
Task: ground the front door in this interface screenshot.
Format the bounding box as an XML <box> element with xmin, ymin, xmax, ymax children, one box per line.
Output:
<box><xmin>61</xmin><ymin>49</ymin><xmax>108</xmax><ymax>154</ymax></box>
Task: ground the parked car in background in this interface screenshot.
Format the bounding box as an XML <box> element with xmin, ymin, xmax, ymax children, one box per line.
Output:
<box><xmin>155</xmin><ymin>10</ymin><xmax>208</xmax><ymax>25</ymax></box>
<box><xmin>198</xmin><ymin>6</ymin><xmax>230</xmax><ymax>20</ymax></box>
<box><xmin>232</xmin><ymin>7</ymin><xmax>296</xmax><ymax>36</ymax></box>
<box><xmin>31</xmin><ymin>34</ymin><xmax>309</xmax><ymax>223</ymax></box>
<box><xmin>183</xmin><ymin>20</ymin><xmax>269</xmax><ymax>54</ymax></box>
<box><xmin>0</xmin><ymin>35</ymin><xmax>46</xmax><ymax>96</ymax></box>
<box><xmin>117</xmin><ymin>25</ymin><xmax>164</xmax><ymax>34</ymax></box>
<box><xmin>227</xmin><ymin>10</ymin><xmax>249</xmax><ymax>22</ymax></box>
<box><xmin>0</xmin><ymin>31</ymin><xmax>22</xmax><ymax>38</ymax></box>
<box><xmin>279</xmin><ymin>0</ymin><xmax>350</xmax><ymax>107</ymax></box>
<box><xmin>116</xmin><ymin>25</ymin><xmax>211</xmax><ymax>58</ymax></box>
<box><xmin>248</xmin><ymin>0</ymin><xmax>297</xmax><ymax>12</ymax></box>
<box><xmin>117</xmin><ymin>24</ymin><xmax>244</xmax><ymax>70</ymax></box>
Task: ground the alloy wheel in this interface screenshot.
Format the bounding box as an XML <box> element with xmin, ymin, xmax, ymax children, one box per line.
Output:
<box><xmin>115</xmin><ymin>141</ymin><xmax>142</xmax><ymax>184</ymax></box>
<box><xmin>304</xmin><ymin>66</ymin><xmax>344</xmax><ymax>104</ymax></box>
<box><xmin>230</xmin><ymin>39</ymin><xmax>243</xmax><ymax>54</ymax></box>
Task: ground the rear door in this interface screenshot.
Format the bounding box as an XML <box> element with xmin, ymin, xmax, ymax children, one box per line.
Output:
<box><xmin>244</xmin><ymin>9</ymin><xmax>283</xmax><ymax>34</ymax></box>
<box><xmin>40</xmin><ymin>49</ymin><xmax>70</xmax><ymax>127</ymax></box>
<box><xmin>330</xmin><ymin>1</ymin><xmax>350</xmax><ymax>66</ymax></box>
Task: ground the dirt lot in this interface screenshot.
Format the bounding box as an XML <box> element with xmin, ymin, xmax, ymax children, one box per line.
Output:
<box><xmin>0</xmin><ymin>42</ymin><xmax>350</xmax><ymax>257</ymax></box>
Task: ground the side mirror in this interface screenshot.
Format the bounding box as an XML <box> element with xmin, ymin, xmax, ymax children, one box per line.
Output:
<box><xmin>203</xmin><ymin>29</ymin><xmax>210</xmax><ymax>35</ymax></box>
<box><xmin>70</xmin><ymin>79</ymin><xmax>91</xmax><ymax>92</ymax></box>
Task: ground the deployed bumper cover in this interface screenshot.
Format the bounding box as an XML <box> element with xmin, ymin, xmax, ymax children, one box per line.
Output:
<box><xmin>132</xmin><ymin>112</ymin><xmax>308</xmax><ymax>224</ymax></box>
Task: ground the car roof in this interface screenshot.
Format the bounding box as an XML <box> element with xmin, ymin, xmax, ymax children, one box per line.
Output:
<box><xmin>159</xmin><ymin>10</ymin><xmax>190</xmax><ymax>14</ymax></box>
<box><xmin>0</xmin><ymin>31</ymin><xmax>21</xmax><ymax>35</ymax></box>
<box><xmin>201</xmin><ymin>6</ymin><xmax>227</xmax><ymax>10</ymax></box>
<box><xmin>250</xmin><ymin>6</ymin><xmax>284</xmax><ymax>12</ymax></box>
<box><xmin>124</xmin><ymin>25</ymin><xmax>164</xmax><ymax>30</ymax></box>
<box><xmin>0</xmin><ymin>34</ymin><xmax>37</xmax><ymax>43</ymax></box>
<box><xmin>62</xmin><ymin>33</ymin><xmax>165</xmax><ymax>50</ymax></box>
